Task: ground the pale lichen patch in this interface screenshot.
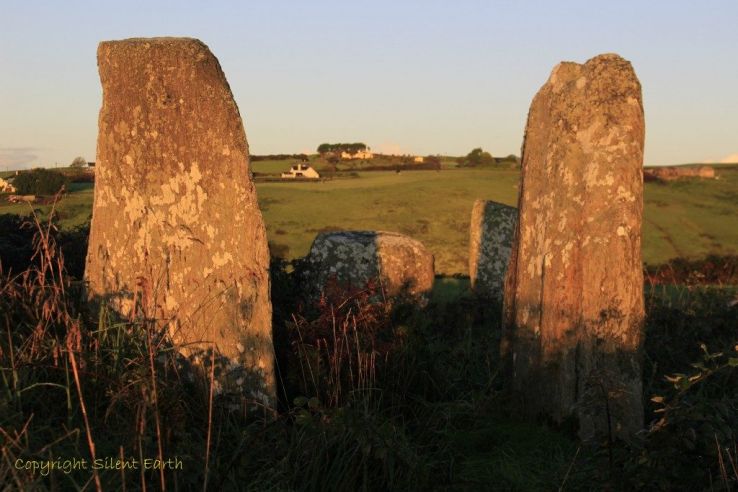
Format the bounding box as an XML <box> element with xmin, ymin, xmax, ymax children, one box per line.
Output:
<box><xmin>212</xmin><ymin>252</ymin><xmax>233</xmax><ymax>267</ymax></box>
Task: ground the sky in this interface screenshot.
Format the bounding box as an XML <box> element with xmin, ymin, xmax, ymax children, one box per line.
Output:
<box><xmin>0</xmin><ymin>0</ymin><xmax>736</xmax><ymax>169</ymax></box>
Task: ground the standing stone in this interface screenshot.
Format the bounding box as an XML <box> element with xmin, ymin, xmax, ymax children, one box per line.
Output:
<box><xmin>85</xmin><ymin>38</ymin><xmax>275</xmax><ymax>409</ymax></box>
<box><xmin>502</xmin><ymin>54</ymin><xmax>645</xmax><ymax>441</ymax></box>
<box><xmin>305</xmin><ymin>231</ymin><xmax>435</xmax><ymax>300</ymax></box>
<box><xmin>469</xmin><ymin>199</ymin><xmax>517</xmax><ymax>300</ymax></box>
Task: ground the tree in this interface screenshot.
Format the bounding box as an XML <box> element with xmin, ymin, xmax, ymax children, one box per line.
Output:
<box><xmin>316</xmin><ymin>142</ymin><xmax>368</xmax><ymax>155</ymax></box>
<box><xmin>459</xmin><ymin>147</ymin><xmax>495</xmax><ymax>167</ymax></box>
<box><xmin>70</xmin><ymin>156</ymin><xmax>87</xmax><ymax>168</ymax></box>
<box><xmin>317</xmin><ymin>143</ymin><xmax>331</xmax><ymax>154</ymax></box>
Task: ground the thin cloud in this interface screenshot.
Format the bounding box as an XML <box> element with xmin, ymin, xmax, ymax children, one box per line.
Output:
<box><xmin>0</xmin><ymin>146</ymin><xmax>46</xmax><ymax>152</ymax></box>
<box><xmin>0</xmin><ymin>147</ymin><xmax>43</xmax><ymax>168</ymax></box>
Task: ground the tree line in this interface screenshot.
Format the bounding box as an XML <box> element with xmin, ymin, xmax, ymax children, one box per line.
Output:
<box><xmin>251</xmin><ymin>154</ymin><xmax>309</xmax><ymax>162</ymax></box>
<box><xmin>317</xmin><ymin>143</ymin><xmax>367</xmax><ymax>155</ymax></box>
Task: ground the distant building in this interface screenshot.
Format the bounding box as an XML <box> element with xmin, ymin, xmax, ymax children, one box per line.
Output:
<box><xmin>281</xmin><ymin>164</ymin><xmax>320</xmax><ymax>179</ymax></box>
<box><xmin>340</xmin><ymin>149</ymin><xmax>374</xmax><ymax>160</ymax></box>
<box><xmin>413</xmin><ymin>156</ymin><xmax>424</xmax><ymax>163</ymax></box>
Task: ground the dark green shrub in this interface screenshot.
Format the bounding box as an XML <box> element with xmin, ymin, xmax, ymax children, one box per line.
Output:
<box><xmin>623</xmin><ymin>288</ymin><xmax>738</xmax><ymax>490</ymax></box>
<box><xmin>0</xmin><ymin>214</ymin><xmax>35</xmax><ymax>274</ymax></box>
<box><xmin>0</xmin><ymin>214</ymin><xmax>88</xmax><ymax>279</ymax></box>
<box><xmin>13</xmin><ymin>168</ymin><xmax>70</xmax><ymax>195</ymax></box>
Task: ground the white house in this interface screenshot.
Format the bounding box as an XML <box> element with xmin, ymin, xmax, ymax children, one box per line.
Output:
<box><xmin>281</xmin><ymin>164</ymin><xmax>320</xmax><ymax>179</ymax></box>
<box><xmin>340</xmin><ymin>149</ymin><xmax>374</xmax><ymax>160</ymax></box>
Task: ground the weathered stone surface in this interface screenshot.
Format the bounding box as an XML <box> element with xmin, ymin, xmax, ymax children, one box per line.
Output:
<box><xmin>85</xmin><ymin>38</ymin><xmax>275</xmax><ymax>409</ymax></box>
<box><xmin>469</xmin><ymin>200</ymin><xmax>517</xmax><ymax>300</ymax></box>
<box><xmin>644</xmin><ymin>165</ymin><xmax>716</xmax><ymax>181</ymax></box>
<box><xmin>502</xmin><ymin>54</ymin><xmax>645</xmax><ymax>441</ymax></box>
<box><xmin>305</xmin><ymin>231</ymin><xmax>435</xmax><ymax>299</ymax></box>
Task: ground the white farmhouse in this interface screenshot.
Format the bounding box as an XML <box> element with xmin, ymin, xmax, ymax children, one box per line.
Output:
<box><xmin>281</xmin><ymin>164</ymin><xmax>320</xmax><ymax>179</ymax></box>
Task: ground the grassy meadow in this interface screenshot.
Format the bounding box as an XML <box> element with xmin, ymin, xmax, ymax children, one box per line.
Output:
<box><xmin>643</xmin><ymin>168</ymin><xmax>738</xmax><ymax>264</ymax></box>
<box><xmin>258</xmin><ymin>168</ymin><xmax>520</xmax><ymax>273</ymax></box>
<box><xmin>3</xmin><ymin>163</ymin><xmax>737</xmax><ymax>274</ymax></box>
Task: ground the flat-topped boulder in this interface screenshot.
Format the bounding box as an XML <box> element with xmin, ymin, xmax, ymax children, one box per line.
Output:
<box><xmin>502</xmin><ymin>53</ymin><xmax>646</xmax><ymax>441</ymax></box>
<box><xmin>469</xmin><ymin>199</ymin><xmax>517</xmax><ymax>300</ymax></box>
<box><xmin>305</xmin><ymin>231</ymin><xmax>435</xmax><ymax>300</ymax></box>
<box><xmin>85</xmin><ymin>37</ymin><xmax>275</xmax><ymax>409</ymax></box>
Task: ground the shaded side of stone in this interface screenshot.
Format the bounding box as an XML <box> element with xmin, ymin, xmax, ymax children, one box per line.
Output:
<box><xmin>469</xmin><ymin>199</ymin><xmax>518</xmax><ymax>300</ymax></box>
<box><xmin>502</xmin><ymin>53</ymin><xmax>645</xmax><ymax>441</ymax></box>
<box><xmin>85</xmin><ymin>37</ymin><xmax>275</xmax><ymax>408</ymax></box>
<box><xmin>305</xmin><ymin>230</ymin><xmax>435</xmax><ymax>299</ymax></box>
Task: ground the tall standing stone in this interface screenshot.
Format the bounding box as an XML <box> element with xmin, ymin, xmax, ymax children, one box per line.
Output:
<box><xmin>502</xmin><ymin>54</ymin><xmax>645</xmax><ymax>441</ymax></box>
<box><xmin>468</xmin><ymin>199</ymin><xmax>517</xmax><ymax>300</ymax></box>
<box><xmin>85</xmin><ymin>38</ymin><xmax>275</xmax><ymax>409</ymax></box>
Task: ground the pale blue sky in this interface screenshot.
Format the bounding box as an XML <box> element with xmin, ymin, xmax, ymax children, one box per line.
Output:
<box><xmin>1</xmin><ymin>0</ymin><xmax>736</xmax><ymax>169</ymax></box>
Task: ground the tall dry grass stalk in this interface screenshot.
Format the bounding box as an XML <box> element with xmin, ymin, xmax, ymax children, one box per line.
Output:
<box><xmin>0</xmin><ymin>197</ymin><xmax>197</xmax><ymax>489</ymax></box>
<box><xmin>288</xmin><ymin>282</ymin><xmax>390</xmax><ymax>409</ymax></box>
<box><xmin>203</xmin><ymin>347</ymin><xmax>216</xmax><ymax>492</ymax></box>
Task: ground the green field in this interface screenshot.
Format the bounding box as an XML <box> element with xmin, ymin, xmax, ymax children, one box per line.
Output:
<box><xmin>643</xmin><ymin>170</ymin><xmax>738</xmax><ymax>263</ymax></box>
<box><xmin>2</xmin><ymin>165</ymin><xmax>737</xmax><ymax>274</ymax></box>
<box><xmin>258</xmin><ymin>169</ymin><xmax>519</xmax><ymax>273</ymax></box>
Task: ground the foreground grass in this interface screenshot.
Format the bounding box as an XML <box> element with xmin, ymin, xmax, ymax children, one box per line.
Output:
<box><xmin>1</xmin><ymin>213</ymin><xmax>737</xmax><ymax>490</ymax></box>
<box><xmin>0</xmin><ymin>218</ymin><xmax>581</xmax><ymax>490</ymax></box>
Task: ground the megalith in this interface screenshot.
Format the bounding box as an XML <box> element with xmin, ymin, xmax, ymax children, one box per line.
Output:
<box><xmin>501</xmin><ymin>54</ymin><xmax>645</xmax><ymax>441</ymax></box>
<box><xmin>85</xmin><ymin>38</ymin><xmax>275</xmax><ymax>409</ymax></box>
<box><xmin>305</xmin><ymin>231</ymin><xmax>435</xmax><ymax>300</ymax></box>
<box><xmin>469</xmin><ymin>199</ymin><xmax>517</xmax><ymax>300</ymax></box>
